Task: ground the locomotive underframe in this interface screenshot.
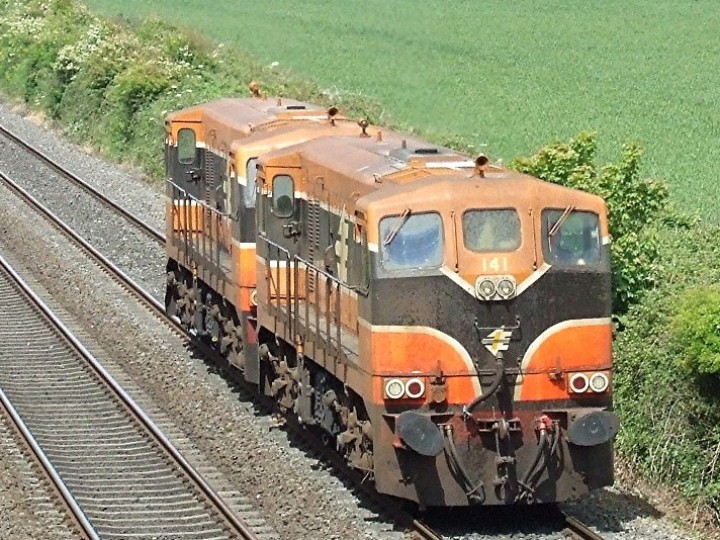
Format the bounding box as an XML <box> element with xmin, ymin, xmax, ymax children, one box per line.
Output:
<box><xmin>163</xmin><ymin>225</ymin><xmax>617</xmax><ymax>507</ymax></box>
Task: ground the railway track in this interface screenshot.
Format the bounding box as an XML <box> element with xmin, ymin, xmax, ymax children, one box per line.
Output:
<box><xmin>0</xmin><ymin>122</ymin><xmax>164</xmax><ymax>245</ymax></box>
<box><xmin>563</xmin><ymin>515</ymin><xmax>606</xmax><ymax>540</ymax></box>
<box><xmin>0</xmin><ymin>133</ymin><xmax>609</xmax><ymax>540</ymax></box>
<box><xmin>0</xmin><ymin>253</ymin><xmax>263</xmax><ymax>539</ymax></box>
<box><xmin>0</xmin><ymin>386</ymin><xmax>96</xmax><ymax>539</ymax></box>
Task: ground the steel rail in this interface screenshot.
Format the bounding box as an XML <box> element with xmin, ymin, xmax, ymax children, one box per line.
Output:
<box><xmin>0</xmin><ymin>385</ymin><xmax>100</xmax><ymax>540</ymax></box>
<box><xmin>564</xmin><ymin>515</ymin><xmax>606</xmax><ymax>540</ymax></box>
<box><xmin>0</xmin><ymin>175</ymin><xmax>259</xmax><ymax>540</ymax></box>
<box><xmin>0</xmin><ymin>169</ymin><xmax>167</xmax><ymax>317</ymax></box>
<box><xmin>269</xmin><ymin>410</ymin><xmax>444</xmax><ymax>540</ymax></box>
<box><xmin>0</xmin><ymin>122</ymin><xmax>165</xmax><ymax>244</ymax></box>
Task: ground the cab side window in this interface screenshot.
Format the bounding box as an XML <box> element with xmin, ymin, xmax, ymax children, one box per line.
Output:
<box><xmin>272</xmin><ymin>174</ymin><xmax>295</xmax><ymax>218</ymax></box>
<box><xmin>177</xmin><ymin>129</ymin><xmax>196</xmax><ymax>164</ymax></box>
<box><xmin>244</xmin><ymin>158</ymin><xmax>258</xmax><ymax>208</ymax></box>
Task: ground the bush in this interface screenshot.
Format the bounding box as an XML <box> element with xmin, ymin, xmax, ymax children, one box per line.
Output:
<box><xmin>511</xmin><ymin>131</ymin><xmax>685</xmax><ymax>314</ymax></box>
<box><xmin>614</xmin><ymin>223</ymin><xmax>720</xmax><ymax>521</ymax></box>
<box><xmin>671</xmin><ymin>288</ymin><xmax>720</xmax><ymax>377</ymax></box>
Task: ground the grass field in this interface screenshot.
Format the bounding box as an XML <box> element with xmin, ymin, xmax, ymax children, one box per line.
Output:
<box><xmin>81</xmin><ymin>0</ymin><xmax>720</xmax><ymax>219</ymax></box>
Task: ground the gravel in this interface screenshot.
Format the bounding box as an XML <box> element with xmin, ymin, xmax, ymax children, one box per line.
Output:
<box><xmin>0</xmin><ymin>110</ymin><xmax>166</xmax><ymax>301</ymax></box>
<box><xmin>0</xmin><ymin>415</ymin><xmax>80</xmax><ymax>540</ymax></box>
<box><xmin>0</xmin><ymin>96</ymin><xmax>703</xmax><ymax>540</ymax></box>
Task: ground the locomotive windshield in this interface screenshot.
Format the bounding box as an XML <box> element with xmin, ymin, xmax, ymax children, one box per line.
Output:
<box><xmin>543</xmin><ymin>209</ymin><xmax>600</xmax><ymax>266</ymax></box>
<box><xmin>380</xmin><ymin>211</ymin><xmax>444</xmax><ymax>270</ymax></box>
<box><xmin>463</xmin><ymin>209</ymin><xmax>521</xmax><ymax>252</ymax></box>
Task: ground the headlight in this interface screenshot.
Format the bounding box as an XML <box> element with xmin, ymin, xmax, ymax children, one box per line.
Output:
<box><xmin>474</xmin><ymin>275</ymin><xmax>516</xmax><ymax>301</ymax></box>
<box><xmin>589</xmin><ymin>372</ymin><xmax>610</xmax><ymax>393</ymax></box>
<box><xmin>497</xmin><ymin>278</ymin><xmax>516</xmax><ymax>298</ymax></box>
<box><xmin>384</xmin><ymin>378</ymin><xmax>405</xmax><ymax>400</ymax></box>
<box><xmin>476</xmin><ymin>278</ymin><xmax>496</xmax><ymax>299</ymax></box>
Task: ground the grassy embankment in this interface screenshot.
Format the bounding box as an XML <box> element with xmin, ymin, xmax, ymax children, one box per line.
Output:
<box><xmin>2</xmin><ymin>0</ymin><xmax>720</xmax><ymax>529</ymax></box>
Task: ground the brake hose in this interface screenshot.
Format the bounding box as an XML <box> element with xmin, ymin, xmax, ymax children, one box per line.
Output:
<box><xmin>463</xmin><ymin>358</ymin><xmax>505</xmax><ymax>416</ymax></box>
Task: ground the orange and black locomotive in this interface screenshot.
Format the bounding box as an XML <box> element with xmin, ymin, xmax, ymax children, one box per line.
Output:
<box><xmin>164</xmin><ymin>90</ymin><xmax>619</xmax><ymax>507</ymax></box>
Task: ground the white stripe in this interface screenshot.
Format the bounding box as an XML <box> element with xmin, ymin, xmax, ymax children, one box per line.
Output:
<box><xmin>231</xmin><ymin>240</ymin><xmax>256</xmax><ymax>249</ymax></box>
<box><xmin>515</xmin><ymin>263</ymin><xmax>551</xmax><ymax>295</ymax></box>
<box><xmin>439</xmin><ymin>263</ymin><xmax>551</xmax><ymax>298</ymax></box>
<box><xmin>519</xmin><ymin>317</ymin><xmax>611</xmax><ymax>371</ymax></box>
<box><xmin>254</xmin><ymin>255</ymin><xmax>358</xmax><ymax>300</ymax></box>
<box><xmin>256</xmin><ymin>254</ymin><xmax>290</xmax><ymax>268</ymax></box>
<box><xmin>440</xmin><ymin>267</ymin><xmax>475</xmax><ymax>296</ymax></box>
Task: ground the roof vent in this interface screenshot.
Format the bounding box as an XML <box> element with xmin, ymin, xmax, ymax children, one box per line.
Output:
<box><xmin>286</xmin><ymin>105</ymin><xmax>307</xmax><ymax>110</ymax></box>
<box><xmin>414</xmin><ymin>148</ymin><xmax>439</xmax><ymax>155</ymax></box>
<box><xmin>358</xmin><ymin>119</ymin><xmax>370</xmax><ymax>138</ymax></box>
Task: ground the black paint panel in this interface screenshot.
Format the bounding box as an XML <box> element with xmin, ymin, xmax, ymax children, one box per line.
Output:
<box><xmin>369</xmin><ymin>256</ymin><xmax>611</xmax><ymax>372</ymax></box>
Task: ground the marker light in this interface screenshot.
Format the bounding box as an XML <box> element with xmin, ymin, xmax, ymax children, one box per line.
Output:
<box><xmin>569</xmin><ymin>373</ymin><xmax>590</xmax><ymax>394</ymax></box>
<box><xmin>405</xmin><ymin>378</ymin><xmax>425</xmax><ymax>399</ymax></box>
<box><xmin>497</xmin><ymin>278</ymin><xmax>516</xmax><ymax>298</ymax></box>
<box><xmin>476</xmin><ymin>278</ymin><xmax>496</xmax><ymax>299</ymax></box>
<box><xmin>590</xmin><ymin>372</ymin><xmax>610</xmax><ymax>393</ymax></box>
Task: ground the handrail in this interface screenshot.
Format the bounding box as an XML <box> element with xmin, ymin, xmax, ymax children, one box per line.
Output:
<box><xmin>260</xmin><ymin>236</ymin><xmax>352</xmax><ymax>361</ymax></box>
<box><xmin>166</xmin><ymin>178</ymin><xmax>237</xmax><ymax>220</ymax></box>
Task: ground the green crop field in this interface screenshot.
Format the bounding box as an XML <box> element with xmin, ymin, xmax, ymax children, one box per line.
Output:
<box><xmin>81</xmin><ymin>0</ymin><xmax>720</xmax><ymax>219</ymax></box>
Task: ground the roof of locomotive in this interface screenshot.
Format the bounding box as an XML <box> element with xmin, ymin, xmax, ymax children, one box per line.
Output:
<box><xmin>166</xmin><ymin>97</ymin><xmax>329</xmax><ymax>134</ymax></box>
<box><xmin>229</xmin><ymin>117</ymin><xmax>380</xmax><ymax>158</ymax></box>
<box><xmin>259</xmin><ymin>131</ymin><xmax>607</xmax><ymax>217</ymax></box>
<box><xmin>259</xmin><ymin>130</ymin><xmax>473</xmax><ymax>184</ymax></box>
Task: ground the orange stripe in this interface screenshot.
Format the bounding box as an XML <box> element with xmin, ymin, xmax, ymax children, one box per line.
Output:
<box><xmin>514</xmin><ymin>318</ymin><xmax>612</xmax><ymax>401</ymax></box>
<box><xmin>233</xmin><ymin>243</ymin><xmax>257</xmax><ymax>311</ymax></box>
<box><xmin>359</xmin><ymin>320</ymin><xmax>480</xmax><ymax>404</ymax></box>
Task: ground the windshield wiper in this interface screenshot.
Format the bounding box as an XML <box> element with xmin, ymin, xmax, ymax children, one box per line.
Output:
<box><xmin>382</xmin><ymin>208</ymin><xmax>412</xmax><ymax>246</ymax></box>
<box><xmin>548</xmin><ymin>205</ymin><xmax>574</xmax><ymax>240</ymax></box>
